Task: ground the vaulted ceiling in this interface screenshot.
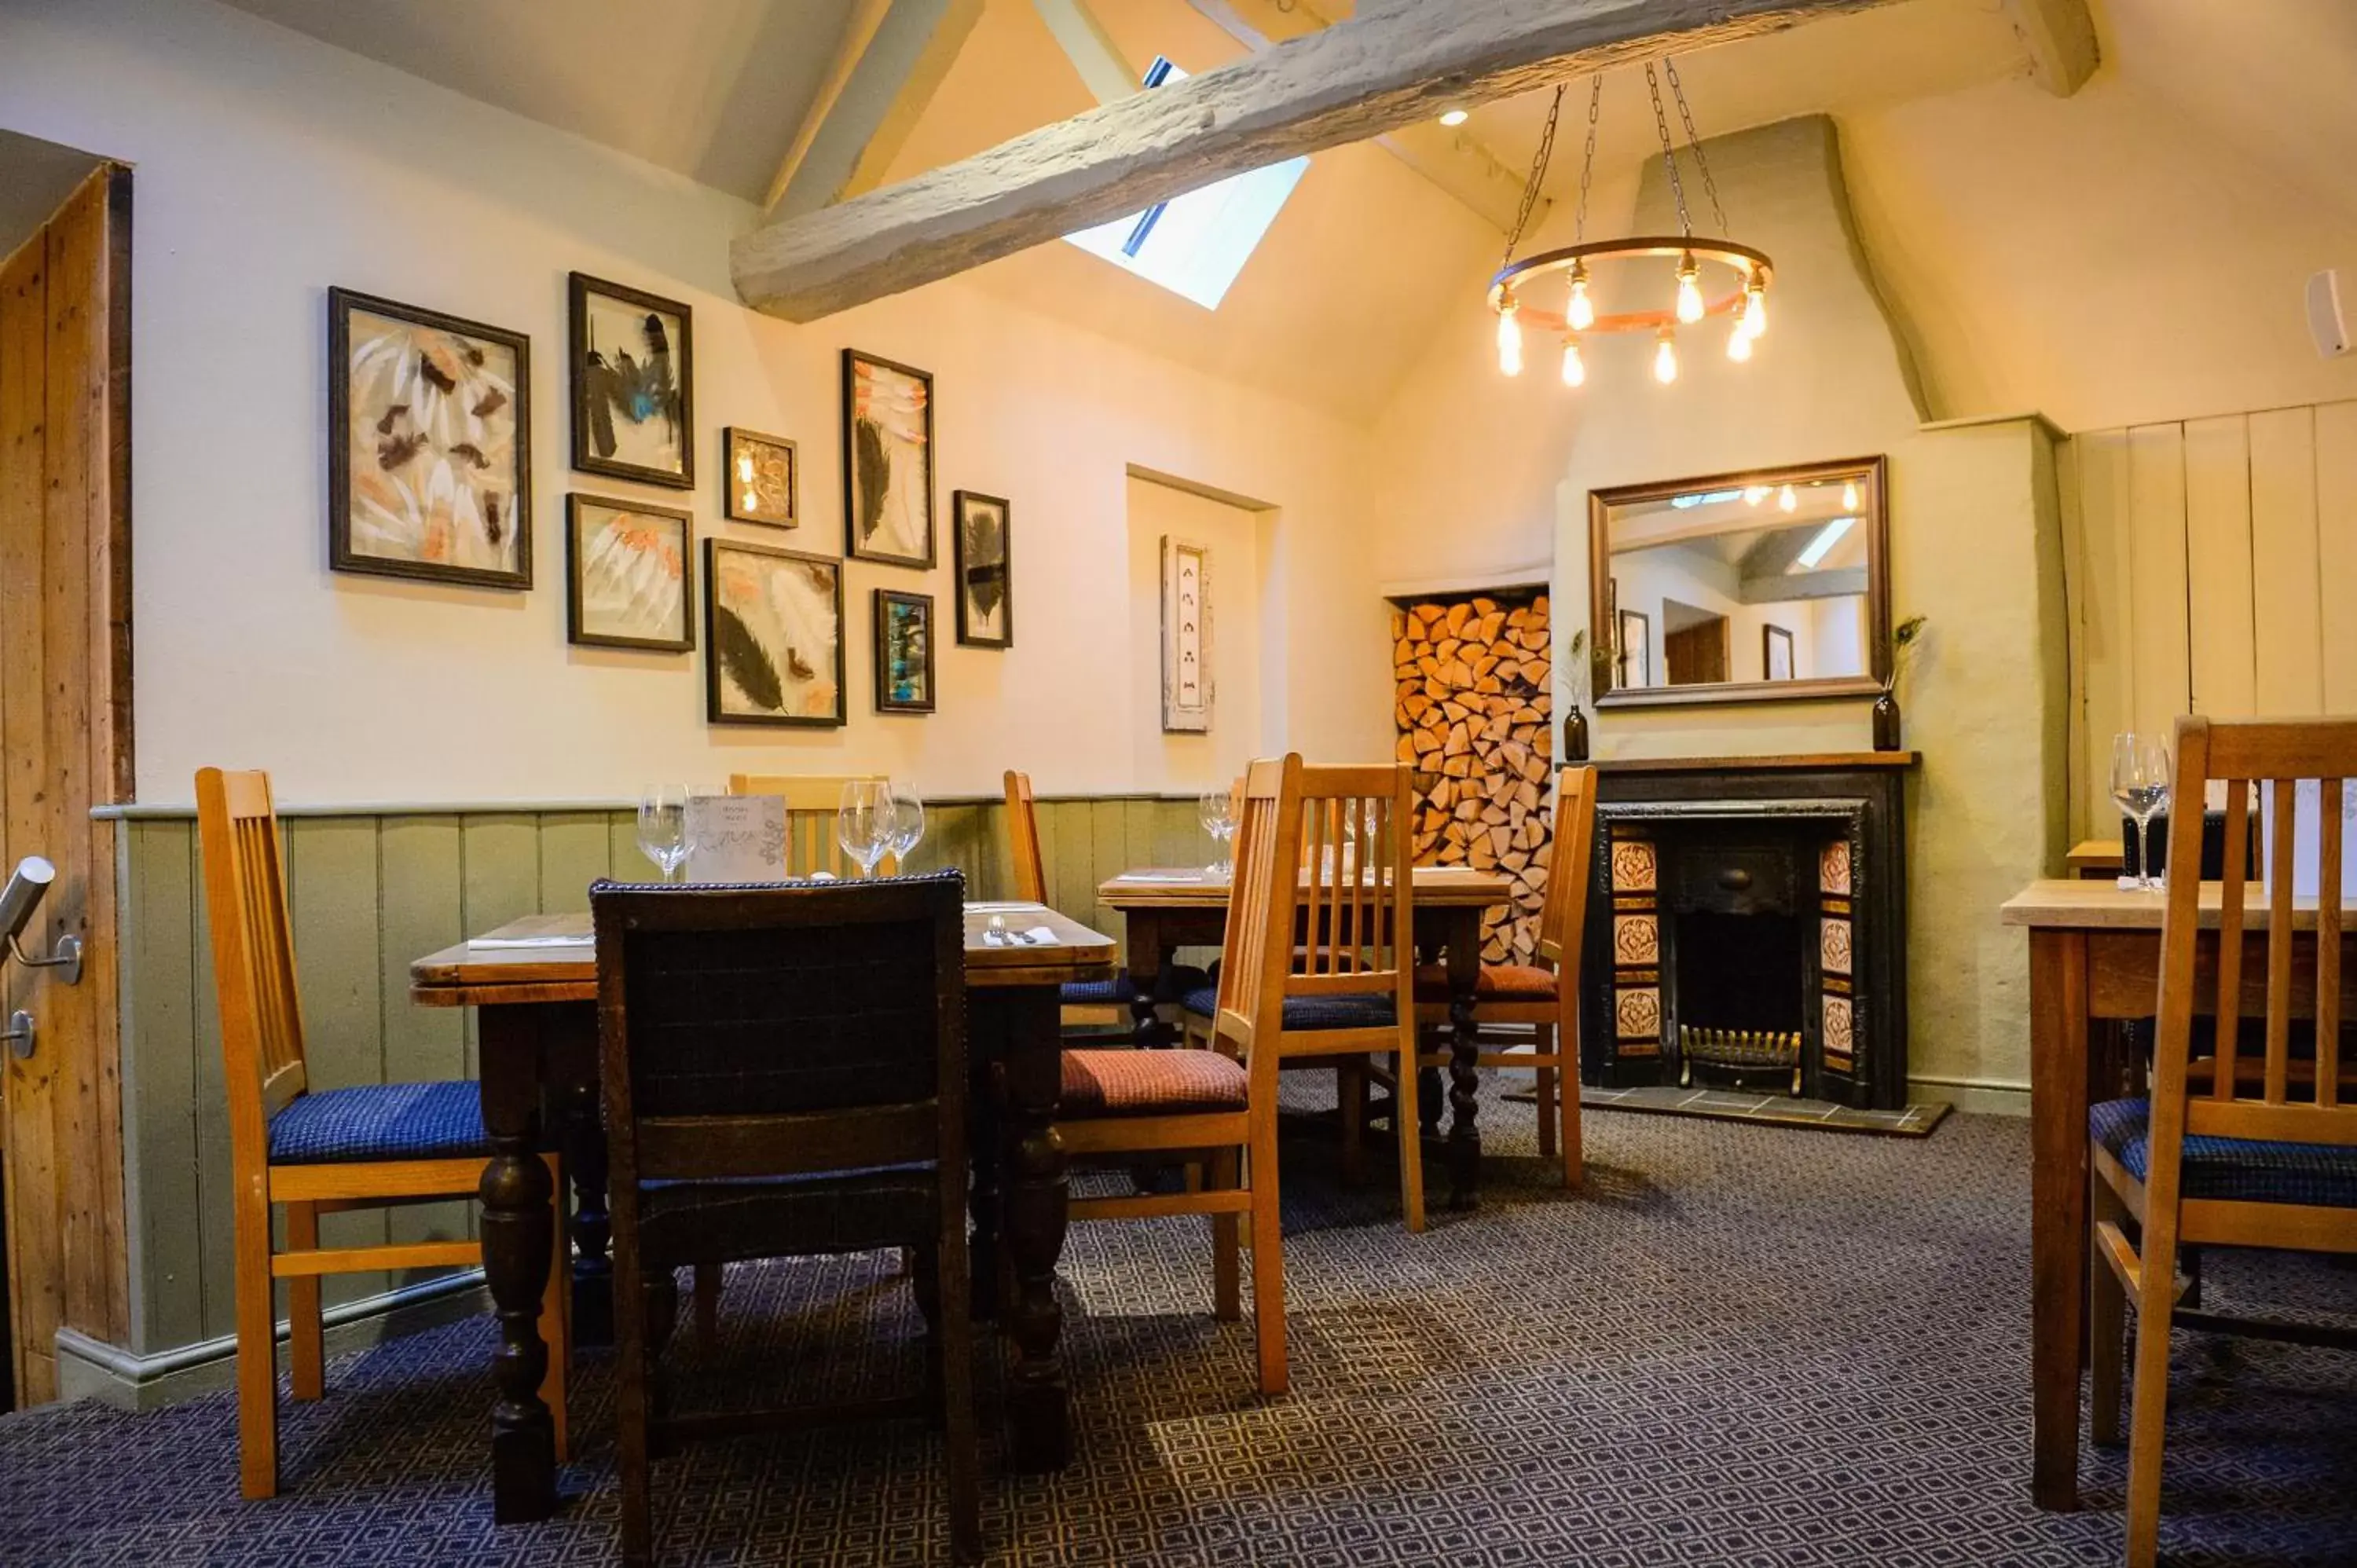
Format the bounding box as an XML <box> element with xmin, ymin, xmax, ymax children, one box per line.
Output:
<box><xmin>206</xmin><ymin>0</ymin><xmax>2357</xmax><ymax>424</ymax></box>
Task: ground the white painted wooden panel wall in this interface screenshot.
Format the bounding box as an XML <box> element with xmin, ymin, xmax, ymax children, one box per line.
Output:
<box><xmin>2062</xmin><ymin>399</ymin><xmax>2357</xmax><ymax>838</ymax></box>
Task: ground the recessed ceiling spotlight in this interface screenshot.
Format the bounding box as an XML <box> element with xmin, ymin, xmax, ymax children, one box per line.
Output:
<box><xmin>1439</xmin><ymin>108</ymin><xmax>1469</xmax><ymax>127</ymax></box>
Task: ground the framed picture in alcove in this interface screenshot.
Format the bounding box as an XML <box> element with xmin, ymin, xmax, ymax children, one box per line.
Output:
<box><xmin>1618</xmin><ymin>609</ymin><xmax>1651</xmax><ymax>689</ymax></box>
<box><xmin>328</xmin><ymin>288</ymin><xmax>532</xmax><ymax>588</ymax></box>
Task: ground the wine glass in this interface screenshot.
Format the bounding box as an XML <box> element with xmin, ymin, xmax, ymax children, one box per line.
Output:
<box><xmin>837</xmin><ymin>779</ymin><xmax>893</xmax><ymax>879</ymax></box>
<box><xmin>2110</xmin><ymin>733</ymin><xmax>2172</xmax><ymax>892</ymax></box>
<box><xmin>888</xmin><ymin>781</ymin><xmax>926</xmax><ymax>871</ymax></box>
<box><xmin>636</xmin><ymin>784</ymin><xmax>690</xmax><ymax>884</ymax></box>
<box><xmin>1199</xmin><ymin>789</ymin><xmax>1237</xmax><ymax>877</ymax></box>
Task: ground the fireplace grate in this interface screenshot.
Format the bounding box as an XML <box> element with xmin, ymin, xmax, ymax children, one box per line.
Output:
<box><xmin>1679</xmin><ymin>1024</ymin><xmax>1803</xmax><ymax>1096</ymax></box>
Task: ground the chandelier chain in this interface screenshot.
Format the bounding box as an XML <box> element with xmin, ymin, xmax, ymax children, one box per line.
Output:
<box><xmin>1502</xmin><ymin>82</ymin><xmax>1563</xmax><ymax>271</ymax></box>
<box><xmin>1662</xmin><ymin>58</ymin><xmax>1727</xmax><ymax>236</ymax></box>
<box><xmin>1644</xmin><ymin>63</ymin><xmax>1693</xmax><ymax>240</ymax></box>
<box><xmin>1573</xmin><ymin>74</ymin><xmax>1601</xmax><ymax>246</ymax></box>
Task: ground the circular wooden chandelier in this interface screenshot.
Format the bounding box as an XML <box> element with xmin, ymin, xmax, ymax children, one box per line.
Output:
<box><xmin>1489</xmin><ymin>64</ymin><xmax>1772</xmax><ymax>387</ymax></box>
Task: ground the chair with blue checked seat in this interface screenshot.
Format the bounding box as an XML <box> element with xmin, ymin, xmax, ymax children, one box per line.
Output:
<box><xmin>1178</xmin><ymin>762</ymin><xmax>1428</xmax><ymax>1232</ymax></box>
<box><xmin>1004</xmin><ymin>769</ymin><xmax>1205</xmax><ymax>1037</ymax></box>
<box><xmin>2084</xmin><ymin>716</ymin><xmax>2357</xmax><ymax>1568</ymax></box>
<box><xmin>196</xmin><ymin>768</ymin><xmax>568</xmax><ymax>1500</ymax></box>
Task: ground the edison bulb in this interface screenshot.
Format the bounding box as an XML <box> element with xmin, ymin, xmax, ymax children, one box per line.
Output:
<box><xmin>1560</xmin><ymin>338</ymin><xmax>1585</xmax><ymax>387</ymax></box>
<box><xmin>1741</xmin><ymin>279</ymin><xmax>1768</xmax><ymax>340</ymax></box>
<box><xmin>1566</xmin><ymin>263</ymin><xmax>1596</xmax><ymax>332</ymax></box>
<box><xmin>1653</xmin><ymin>330</ymin><xmax>1678</xmax><ymax>385</ymax></box>
<box><xmin>1778</xmin><ymin>483</ymin><xmax>1797</xmax><ymax>512</ymax></box>
<box><xmin>1496</xmin><ymin>300</ymin><xmax>1523</xmax><ymax>377</ymax></box>
<box><xmin>1726</xmin><ymin>323</ymin><xmax>1753</xmax><ymax>362</ymax></box>
<box><xmin>1842</xmin><ymin>480</ymin><xmax>1860</xmax><ymax>511</ymax></box>
<box><xmin>1439</xmin><ymin>108</ymin><xmax>1469</xmax><ymax>127</ymax></box>
<box><xmin>1674</xmin><ymin>255</ymin><xmax>1705</xmax><ymax>324</ymax></box>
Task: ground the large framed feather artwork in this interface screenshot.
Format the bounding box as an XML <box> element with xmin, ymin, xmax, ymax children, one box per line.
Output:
<box><xmin>704</xmin><ymin>537</ymin><xmax>845</xmax><ymax>727</ymax></box>
<box><xmin>327</xmin><ymin>288</ymin><xmax>531</xmax><ymax>588</ymax></box>
<box><xmin>570</xmin><ymin>272</ymin><xmax>694</xmax><ymax>489</ymax></box>
<box><xmin>841</xmin><ymin>348</ymin><xmax>935</xmax><ymax>568</ymax></box>
<box><xmin>565</xmin><ymin>495</ymin><xmax>693</xmax><ymax>652</ymax></box>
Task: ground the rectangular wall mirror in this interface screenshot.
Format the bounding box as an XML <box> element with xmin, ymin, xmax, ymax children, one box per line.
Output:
<box><xmin>1589</xmin><ymin>456</ymin><xmax>1889</xmax><ymax>708</ymax></box>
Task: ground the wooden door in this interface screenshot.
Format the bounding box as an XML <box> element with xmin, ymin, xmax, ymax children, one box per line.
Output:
<box><xmin>0</xmin><ymin>166</ymin><xmax>131</xmax><ymax>1406</ymax></box>
<box><xmin>1663</xmin><ymin>617</ymin><xmax>1729</xmax><ymax>685</ymax></box>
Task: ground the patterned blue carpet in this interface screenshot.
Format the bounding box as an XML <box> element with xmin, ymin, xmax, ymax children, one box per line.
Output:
<box><xmin>4</xmin><ymin>1090</ymin><xmax>2353</xmax><ymax>1566</ymax></box>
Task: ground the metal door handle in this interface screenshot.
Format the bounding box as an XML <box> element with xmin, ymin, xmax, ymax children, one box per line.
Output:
<box><xmin>2</xmin><ymin>1009</ymin><xmax>31</xmax><ymax>1061</ymax></box>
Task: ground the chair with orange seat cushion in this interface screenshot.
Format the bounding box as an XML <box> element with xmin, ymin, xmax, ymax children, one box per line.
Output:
<box><xmin>1054</xmin><ymin>755</ymin><xmax>1305</xmax><ymax>1393</ymax></box>
<box><xmin>1410</xmin><ymin>766</ymin><xmax>1597</xmax><ymax>1189</ymax></box>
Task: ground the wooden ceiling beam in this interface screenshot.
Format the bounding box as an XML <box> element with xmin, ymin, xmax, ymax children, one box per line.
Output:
<box><xmin>764</xmin><ymin>0</ymin><xmax>985</xmax><ymax>221</ymax></box>
<box><xmin>1032</xmin><ymin>0</ymin><xmax>1140</xmax><ymax>107</ymax></box>
<box><xmin>734</xmin><ymin>0</ymin><xmax>1902</xmax><ymax>322</ymax></box>
<box><xmin>1186</xmin><ymin>0</ymin><xmax>1534</xmax><ymax>233</ymax></box>
<box><xmin>2001</xmin><ymin>0</ymin><xmax>2098</xmax><ymax>97</ymax></box>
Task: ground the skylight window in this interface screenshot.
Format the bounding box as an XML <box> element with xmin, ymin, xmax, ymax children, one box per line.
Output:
<box><xmin>1793</xmin><ymin>515</ymin><xmax>1858</xmax><ymax>571</ymax></box>
<box><xmin>1062</xmin><ymin>58</ymin><xmax>1308</xmax><ymax>310</ymax></box>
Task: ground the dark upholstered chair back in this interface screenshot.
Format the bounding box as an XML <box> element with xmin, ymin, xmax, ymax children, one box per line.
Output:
<box><xmin>592</xmin><ymin>872</ymin><xmax>967</xmax><ymax>1184</ymax></box>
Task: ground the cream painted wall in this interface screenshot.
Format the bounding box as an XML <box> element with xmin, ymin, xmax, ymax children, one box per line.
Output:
<box><xmin>1125</xmin><ymin>475</ymin><xmax>1270</xmax><ymax>791</ymax></box>
<box><xmin>0</xmin><ymin>0</ymin><xmax>1390</xmax><ymax>806</ymax></box>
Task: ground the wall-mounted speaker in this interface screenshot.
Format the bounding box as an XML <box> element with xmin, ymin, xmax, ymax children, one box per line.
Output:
<box><xmin>2308</xmin><ymin>269</ymin><xmax>2350</xmax><ymax>358</ymax></box>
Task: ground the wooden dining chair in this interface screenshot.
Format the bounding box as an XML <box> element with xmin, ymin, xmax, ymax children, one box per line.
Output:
<box><xmin>196</xmin><ymin>768</ymin><xmax>568</xmax><ymax>1500</ymax></box>
<box><xmin>1178</xmin><ymin>763</ymin><xmax>1428</xmax><ymax>1233</ymax></box>
<box><xmin>728</xmin><ymin>772</ymin><xmax>885</xmax><ymax>877</ymax></box>
<box><xmin>1005</xmin><ymin>769</ymin><xmax>1206</xmax><ymax>1035</ymax></box>
<box><xmin>2086</xmin><ymin>716</ymin><xmax>2357</xmax><ymax>1568</ymax></box>
<box><xmin>1412</xmin><ymin>766</ymin><xmax>1598</xmax><ymax>1189</ymax></box>
<box><xmin>1056</xmin><ymin>756</ymin><xmax>1300</xmax><ymax>1394</ymax></box>
<box><xmin>595</xmin><ymin>872</ymin><xmax>978</xmax><ymax>1566</ymax></box>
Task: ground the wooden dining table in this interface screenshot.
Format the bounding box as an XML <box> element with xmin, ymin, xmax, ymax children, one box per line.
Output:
<box><xmin>1098</xmin><ymin>864</ymin><xmax>1516</xmax><ymax>1208</ymax></box>
<box><xmin>409</xmin><ymin>900</ymin><xmax>1116</xmax><ymax>1526</ymax></box>
<box><xmin>1999</xmin><ymin>877</ymin><xmax>2357</xmax><ymax>1511</ymax></box>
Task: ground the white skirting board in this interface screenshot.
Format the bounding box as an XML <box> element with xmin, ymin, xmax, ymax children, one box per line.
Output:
<box><xmin>54</xmin><ymin>1270</ymin><xmax>488</xmax><ymax>1412</ymax></box>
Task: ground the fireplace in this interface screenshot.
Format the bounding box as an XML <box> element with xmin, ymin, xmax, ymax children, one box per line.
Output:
<box><xmin>1578</xmin><ymin>754</ymin><xmax>1914</xmax><ymax>1110</ymax></box>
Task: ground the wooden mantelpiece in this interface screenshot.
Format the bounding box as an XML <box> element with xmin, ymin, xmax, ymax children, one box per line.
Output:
<box><xmin>1581</xmin><ymin>752</ymin><xmax>1920</xmax><ymax>774</ymax></box>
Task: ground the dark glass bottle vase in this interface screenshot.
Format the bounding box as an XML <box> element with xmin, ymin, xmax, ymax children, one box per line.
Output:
<box><xmin>1563</xmin><ymin>706</ymin><xmax>1590</xmax><ymax>764</ymax></box>
<box><xmin>1871</xmin><ymin>690</ymin><xmax>1903</xmax><ymax>752</ymax></box>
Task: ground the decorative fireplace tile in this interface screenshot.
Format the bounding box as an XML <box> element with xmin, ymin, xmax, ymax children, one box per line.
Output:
<box><xmin>1820</xmin><ymin>839</ymin><xmax>1851</xmax><ymax>896</ymax></box>
<box><xmin>1820</xmin><ymin>918</ymin><xmax>1852</xmax><ymax>976</ymax></box>
<box><xmin>1611</xmin><ymin>839</ymin><xmax>1656</xmax><ymax>892</ymax></box>
<box><xmin>1613</xmin><ymin>914</ymin><xmax>1659</xmax><ymax>965</ymax></box>
<box><xmin>1823</xmin><ymin>994</ymin><xmax>1854</xmax><ymax>1064</ymax></box>
<box><xmin>1615</xmin><ymin>986</ymin><xmax>1661</xmax><ymax>1042</ymax></box>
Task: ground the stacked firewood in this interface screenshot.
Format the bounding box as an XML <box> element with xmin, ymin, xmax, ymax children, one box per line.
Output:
<box><xmin>1391</xmin><ymin>595</ymin><xmax>1553</xmax><ymax>963</ymax></box>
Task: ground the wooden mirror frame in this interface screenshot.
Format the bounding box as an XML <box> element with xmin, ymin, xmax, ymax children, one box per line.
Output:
<box><xmin>1588</xmin><ymin>454</ymin><xmax>1890</xmax><ymax>709</ymax></box>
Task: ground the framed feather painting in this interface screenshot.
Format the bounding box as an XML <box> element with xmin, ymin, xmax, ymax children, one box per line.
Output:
<box><xmin>328</xmin><ymin>288</ymin><xmax>531</xmax><ymax>588</ymax></box>
<box><xmin>841</xmin><ymin>348</ymin><xmax>935</xmax><ymax>568</ymax></box>
<box><xmin>952</xmin><ymin>489</ymin><xmax>1011</xmax><ymax>648</ymax></box>
<box><xmin>704</xmin><ymin>537</ymin><xmax>844</xmax><ymax>727</ymax></box>
<box><xmin>564</xmin><ymin>495</ymin><xmax>692</xmax><ymax>652</ymax></box>
<box><xmin>570</xmin><ymin>273</ymin><xmax>694</xmax><ymax>489</ymax></box>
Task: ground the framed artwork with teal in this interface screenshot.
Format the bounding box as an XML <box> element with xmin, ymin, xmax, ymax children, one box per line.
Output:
<box><xmin>873</xmin><ymin>588</ymin><xmax>936</xmax><ymax>713</ymax></box>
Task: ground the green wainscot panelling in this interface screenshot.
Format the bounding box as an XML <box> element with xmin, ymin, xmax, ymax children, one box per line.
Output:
<box><xmin>109</xmin><ymin>793</ymin><xmax>1203</xmax><ymax>1386</ymax></box>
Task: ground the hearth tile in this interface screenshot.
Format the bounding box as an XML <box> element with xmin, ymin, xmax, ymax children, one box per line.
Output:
<box><xmin>1820</xmin><ymin>918</ymin><xmax>1853</xmax><ymax>976</ymax></box>
<box><xmin>1823</xmin><ymin>995</ymin><xmax>1854</xmax><ymax>1057</ymax></box>
<box><xmin>1613</xmin><ymin>914</ymin><xmax>1659</xmax><ymax>965</ymax></box>
<box><xmin>1610</xmin><ymin>839</ymin><xmax>1657</xmax><ymax>892</ymax></box>
<box><xmin>1576</xmin><ymin>1083</ymin><xmax>1952</xmax><ymax>1137</ymax></box>
<box><xmin>1615</xmin><ymin>986</ymin><xmax>1661</xmax><ymax>1041</ymax></box>
<box><xmin>1820</xmin><ymin>840</ymin><xmax>1851</xmax><ymax>896</ymax></box>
